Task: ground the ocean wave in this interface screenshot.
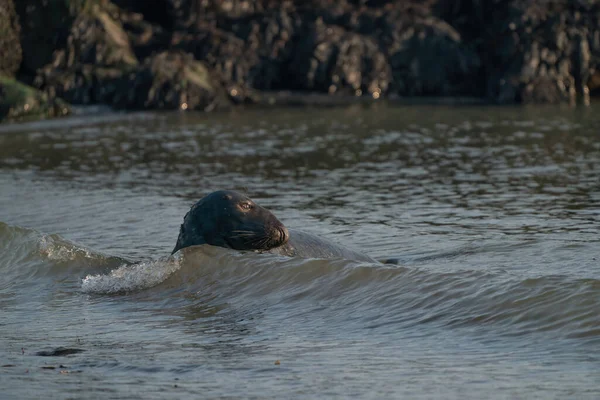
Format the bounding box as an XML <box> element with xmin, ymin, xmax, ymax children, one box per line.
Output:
<box><xmin>156</xmin><ymin>246</ymin><xmax>600</xmax><ymax>341</ymax></box>
<box><xmin>0</xmin><ymin>221</ymin><xmax>129</xmax><ymax>282</ymax></box>
<box><xmin>2</xmin><ymin>222</ymin><xmax>598</xmax><ymax>341</ymax></box>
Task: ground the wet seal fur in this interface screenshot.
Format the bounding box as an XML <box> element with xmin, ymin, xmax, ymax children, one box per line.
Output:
<box><xmin>172</xmin><ymin>190</ymin><xmax>376</xmax><ymax>263</ymax></box>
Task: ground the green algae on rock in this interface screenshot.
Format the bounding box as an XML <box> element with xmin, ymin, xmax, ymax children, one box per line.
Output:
<box><xmin>0</xmin><ymin>75</ymin><xmax>70</xmax><ymax>122</ymax></box>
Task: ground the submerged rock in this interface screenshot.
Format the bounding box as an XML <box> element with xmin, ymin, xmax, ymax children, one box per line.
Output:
<box><xmin>35</xmin><ymin>347</ymin><xmax>85</xmax><ymax>357</ymax></box>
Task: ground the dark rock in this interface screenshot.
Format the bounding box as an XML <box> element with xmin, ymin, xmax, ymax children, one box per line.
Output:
<box><xmin>485</xmin><ymin>3</ymin><xmax>579</xmax><ymax>104</ymax></box>
<box><xmin>441</xmin><ymin>0</ymin><xmax>600</xmax><ymax>104</ymax></box>
<box><xmin>34</xmin><ymin>0</ymin><xmax>138</xmax><ymax>105</ymax></box>
<box><xmin>120</xmin><ymin>14</ymin><xmax>172</xmax><ymax>62</ymax></box>
<box><xmin>35</xmin><ymin>347</ymin><xmax>84</xmax><ymax>357</ymax></box>
<box><xmin>171</xmin><ymin>1</ymin><xmax>478</xmax><ymax>99</ymax></box>
<box><xmin>0</xmin><ymin>75</ymin><xmax>70</xmax><ymax>122</ymax></box>
<box><xmin>39</xmin><ymin>49</ymin><xmax>230</xmax><ymax>112</ymax></box>
<box><xmin>111</xmin><ymin>0</ymin><xmax>175</xmax><ymax>30</ymax></box>
<box><xmin>288</xmin><ymin>19</ymin><xmax>390</xmax><ymax>97</ymax></box>
<box><xmin>4</xmin><ymin>0</ymin><xmax>599</xmax><ymax>122</ymax></box>
<box><xmin>58</xmin><ymin>1</ymin><xmax>139</xmax><ymax>70</ymax></box>
<box><xmin>87</xmin><ymin>0</ymin><xmax>173</xmax><ymax>61</ymax></box>
<box><xmin>38</xmin><ymin>64</ymin><xmax>128</xmax><ymax>105</ymax></box>
<box><xmin>14</xmin><ymin>0</ymin><xmax>79</xmax><ymax>76</ymax></box>
<box><xmin>171</xmin><ymin>29</ymin><xmax>255</xmax><ymax>100</ymax></box>
<box><xmin>589</xmin><ymin>69</ymin><xmax>600</xmax><ymax>96</ymax></box>
<box><xmin>113</xmin><ymin>50</ymin><xmax>231</xmax><ymax>111</ymax></box>
<box><xmin>0</xmin><ymin>0</ymin><xmax>22</xmax><ymax>78</ymax></box>
<box><xmin>298</xmin><ymin>2</ymin><xmax>478</xmax><ymax>97</ymax></box>
<box><xmin>573</xmin><ymin>31</ymin><xmax>591</xmax><ymax>105</ymax></box>
<box><xmin>239</xmin><ymin>9</ymin><xmax>299</xmax><ymax>92</ymax></box>
<box><xmin>170</xmin><ymin>6</ymin><xmax>301</xmax><ymax>97</ymax></box>
<box><xmin>34</xmin><ymin>2</ymin><xmax>228</xmax><ymax>112</ymax></box>
<box><xmin>166</xmin><ymin>0</ymin><xmax>297</xmax><ymax>31</ymax></box>
<box><xmin>521</xmin><ymin>76</ymin><xmax>575</xmax><ymax>104</ymax></box>
<box><xmin>387</xmin><ymin>17</ymin><xmax>480</xmax><ymax>96</ymax></box>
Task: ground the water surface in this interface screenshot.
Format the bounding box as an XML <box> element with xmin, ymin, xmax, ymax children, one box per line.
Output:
<box><xmin>0</xmin><ymin>105</ymin><xmax>599</xmax><ymax>399</ymax></box>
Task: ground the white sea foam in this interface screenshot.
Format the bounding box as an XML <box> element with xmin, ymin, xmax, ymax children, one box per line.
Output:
<box><xmin>81</xmin><ymin>255</ymin><xmax>182</xmax><ymax>294</ymax></box>
<box><xmin>39</xmin><ymin>235</ymin><xmax>100</xmax><ymax>261</ymax></box>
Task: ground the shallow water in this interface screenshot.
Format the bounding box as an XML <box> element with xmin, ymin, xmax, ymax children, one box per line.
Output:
<box><xmin>0</xmin><ymin>104</ymin><xmax>599</xmax><ymax>399</ymax></box>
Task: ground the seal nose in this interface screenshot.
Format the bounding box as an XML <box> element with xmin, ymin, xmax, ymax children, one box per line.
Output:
<box><xmin>280</xmin><ymin>225</ymin><xmax>290</xmax><ymax>244</ymax></box>
<box><xmin>272</xmin><ymin>224</ymin><xmax>290</xmax><ymax>246</ymax></box>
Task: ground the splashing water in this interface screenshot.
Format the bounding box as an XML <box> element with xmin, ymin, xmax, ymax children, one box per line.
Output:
<box><xmin>81</xmin><ymin>255</ymin><xmax>182</xmax><ymax>294</ymax></box>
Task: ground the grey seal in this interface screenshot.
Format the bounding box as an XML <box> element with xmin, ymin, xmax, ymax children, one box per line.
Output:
<box><xmin>172</xmin><ymin>190</ymin><xmax>376</xmax><ymax>263</ymax></box>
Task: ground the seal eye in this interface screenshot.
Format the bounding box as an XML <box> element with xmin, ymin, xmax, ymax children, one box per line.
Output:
<box><xmin>239</xmin><ymin>202</ymin><xmax>253</xmax><ymax>211</ymax></box>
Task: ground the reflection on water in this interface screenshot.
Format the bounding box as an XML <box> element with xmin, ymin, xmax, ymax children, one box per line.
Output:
<box><xmin>0</xmin><ymin>104</ymin><xmax>599</xmax><ymax>399</ymax></box>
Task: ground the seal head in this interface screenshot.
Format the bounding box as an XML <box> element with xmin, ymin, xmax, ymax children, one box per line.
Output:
<box><xmin>172</xmin><ymin>190</ymin><xmax>289</xmax><ymax>254</ymax></box>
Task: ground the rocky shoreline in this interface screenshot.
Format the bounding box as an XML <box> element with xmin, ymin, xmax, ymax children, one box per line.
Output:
<box><xmin>1</xmin><ymin>0</ymin><xmax>598</xmax><ymax>122</ymax></box>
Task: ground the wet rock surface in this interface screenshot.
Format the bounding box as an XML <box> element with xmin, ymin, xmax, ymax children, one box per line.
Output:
<box><xmin>15</xmin><ymin>0</ymin><xmax>78</xmax><ymax>79</ymax></box>
<box><xmin>113</xmin><ymin>50</ymin><xmax>231</xmax><ymax>111</ymax></box>
<box><xmin>34</xmin><ymin>0</ymin><xmax>140</xmax><ymax>106</ymax></box>
<box><xmin>2</xmin><ymin>0</ymin><xmax>599</xmax><ymax>122</ymax></box>
<box><xmin>0</xmin><ymin>75</ymin><xmax>70</xmax><ymax>122</ymax></box>
<box><xmin>440</xmin><ymin>0</ymin><xmax>600</xmax><ymax>105</ymax></box>
<box><xmin>0</xmin><ymin>0</ymin><xmax>22</xmax><ymax>78</ymax></box>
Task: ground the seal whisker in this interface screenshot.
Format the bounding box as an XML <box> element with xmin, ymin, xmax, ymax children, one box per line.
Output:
<box><xmin>230</xmin><ymin>233</ymin><xmax>257</xmax><ymax>238</ymax></box>
<box><xmin>263</xmin><ymin>236</ymin><xmax>276</xmax><ymax>247</ymax></box>
<box><xmin>248</xmin><ymin>235</ymin><xmax>268</xmax><ymax>246</ymax></box>
<box><xmin>252</xmin><ymin>235</ymin><xmax>275</xmax><ymax>249</ymax></box>
<box><xmin>229</xmin><ymin>230</ymin><xmax>260</xmax><ymax>240</ymax></box>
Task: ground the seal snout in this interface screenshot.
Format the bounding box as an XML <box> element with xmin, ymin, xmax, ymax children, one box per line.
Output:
<box><xmin>272</xmin><ymin>225</ymin><xmax>290</xmax><ymax>247</ymax></box>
